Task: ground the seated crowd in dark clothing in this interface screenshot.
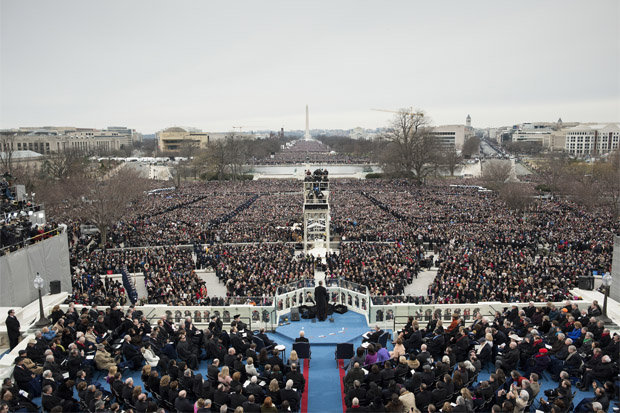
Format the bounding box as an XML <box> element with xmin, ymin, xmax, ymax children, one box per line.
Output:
<box><xmin>1</xmin><ymin>302</ymin><xmax>309</xmax><ymax>413</ymax></box>
<box><xmin>341</xmin><ymin>300</ymin><xmax>618</xmax><ymax>413</ymax></box>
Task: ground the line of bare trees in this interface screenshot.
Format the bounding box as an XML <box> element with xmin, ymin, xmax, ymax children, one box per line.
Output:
<box><xmin>479</xmin><ymin>150</ymin><xmax>620</xmax><ymax>216</ymax></box>
<box><xmin>7</xmin><ymin>148</ymin><xmax>150</xmax><ymax>247</ymax></box>
<box><xmin>536</xmin><ymin>150</ymin><xmax>620</xmax><ymax>216</ymax></box>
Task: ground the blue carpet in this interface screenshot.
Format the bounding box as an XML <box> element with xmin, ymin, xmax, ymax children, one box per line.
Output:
<box><xmin>269</xmin><ymin>312</ymin><xmax>379</xmax><ymax>412</ymax></box>
<box><xmin>274</xmin><ymin>311</ymin><xmax>370</xmax><ymax>345</ymax></box>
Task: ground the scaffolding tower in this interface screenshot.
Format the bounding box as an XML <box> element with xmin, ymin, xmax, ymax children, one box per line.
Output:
<box><xmin>303</xmin><ymin>170</ymin><xmax>330</xmax><ymax>253</ymax></box>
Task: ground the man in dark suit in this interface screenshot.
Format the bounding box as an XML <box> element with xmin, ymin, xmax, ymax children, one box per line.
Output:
<box><xmin>416</xmin><ymin>383</ymin><xmax>432</xmax><ymax>411</ymax></box>
<box><xmin>416</xmin><ymin>344</ymin><xmax>431</xmax><ymax>366</ymax></box>
<box><xmin>257</xmin><ymin>328</ymin><xmax>276</xmax><ymax>347</ymax></box>
<box><xmin>314</xmin><ymin>281</ymin><xmax>328</xmax><ymax>321</ymax></box>
<box><xmin>345</xmin><ymin>380</ymin><xmax>366</xmax><ymax>408</ymax></box>
<box><xmin>294</xmin><ymin>331</ymin><xmax>309</xmax><ymax>343</ymax></box>
<box><xmin>174</xmin><ymin>390</ymin><xmax>194</xmax><ymax>413</ymax></box>
<box><xmin>243</xmin><ymin>376</ymin><xmax>264</xmax><ymax>402</ymax></box>
<box><xmin>268</xmin><ymin>349</ymin><xmax>285</xmax><ymax>371</ymax></box>
<box><xmin>245</xmin><ymin>343</ymin><xmax>258</xmax><ymax>361</ymax></box>
<box><xmin>495</xmin><ymin>341</ymin><xmax>519</xmax><ymax>372</ymax></box>
<box><xmin>207</xmin><ymin>359</ymin><xmax>220</xmax><ymax>381</ymax></box>
<box><xmin>12</xmin><ymin>358</ymin><xmax>40</xmax><ymax>397</ymax></box>
<box><xmin>208</xmin><ymin>315</ymin><xmax>223</xmax><ymax>336</ymax></box>
<box><xmin>233</xmin><ymin>314</ymin><xmax>248</xmax><ymax>332</ymax></box>
<box><xmin>177</xmin><ymin>335</ymin><xmax>198</xmax><ymax>370</ymax></box>
<box><xmin>229</xmin><ymin>386</ymin><xmax>247</xmax><ymax>409</ymax></box>
<box><xmin>88</xmin><ymin>306</ymin><xmax>100</xmax><ymax>322</ymax></box>
<box><xmin>121</xmin><ymin>335</ymin><xmax>142</xmax><ymax>370</ymax></box>
<box><xmin>213</xmin><ymin>384</ymin><xmax>231</xmax><ymax>407</ymax></box>
<box><xmin>242</xmin><ymin>394</ymin><xmax>261</xmax><ymax>413</ymax></box>
<box><xmin>363</xmin><ymin>326</ymin><xmax>383</xmax><ymax>344</ymax></box>
<box><xmin>42</xmin><ymin>384</ymin><xmax>78</xmax><ymax>412</ymax></box>
<box><xmin>5</xmin><ymin>309</ymin><xmax>21</xmax><ymax>350</ymax></box>
<box><xmin>279</xmin><ymin>380</ymin><xmax>301</xmax><ymax>411</ymax></box>
<box><xmin>121</xmin><ymin>378</ymin><xmax>134</xmax><ymax>404</ymax></box>
<box><xmin>230</xmin><ymin>332</ymin><xmax>250</xmax><ymax>354</ymax></box>
<box><xmin>287</xmin><ymin>363</ymin><xmax>306</xmax><ymax>391</ymax></box>
<box><xmin>134</xmin><ymin>393</ymin><xmax>149</xmax><ymax>413</ymax></box>
<box><xmin>431</xmin><ymin>381</ymin><xmax>448</xmax><ymax>404</ymax></box>
<box><xmin>427</xmin><ymin>329</ymin><xmax>445</xmax><ymax>358</ymax></box>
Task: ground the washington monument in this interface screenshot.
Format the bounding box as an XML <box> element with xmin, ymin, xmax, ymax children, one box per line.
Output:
<box><xmin>304</xmin><ymin>104</ymin><xmax>311</xmax><ymax>140</ymax></box>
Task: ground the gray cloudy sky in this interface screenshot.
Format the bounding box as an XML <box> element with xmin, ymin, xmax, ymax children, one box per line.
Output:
<box><xmin>1</xmin><ymin>0</ymin><xmax>618</xmax><ymax>133</ymax></box>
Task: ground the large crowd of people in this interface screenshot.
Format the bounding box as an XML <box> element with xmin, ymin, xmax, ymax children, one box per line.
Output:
<box><xmin>2</xmin><ymin>299</ymin><xmax>618</xmax><ymax>413</ymax></box>
<box><xmin>53</xmin><ymin>176</ymin><xmax>618</xmax><ymax>308</ymax></box>
<box><xmin>2</xmin><ymin>302</ymin><xmax>311</xmax><ymax>413</ymax></box>
<box><xmin>1</xmin><ymin>174</ymin><xmax>60</xmax><ymax>255</ymax></box>
<box><xmin>326</xmin><ymin>242</ymin><xmax>423</xmax><ymax>297</ymax></box>
<box><xmin>339</xmin><ymin>300</ymin><xmax>618</xmax><ymax>413</ymax></box>
<box><xmin>253</xmin><ymin>140</ymin><xmax>370</xmax><ymax>165</ymax></box>
<box><xmin>2</xmin><ymin>159</ymin><xmax>620</xmax><ymax>412</ymax></box>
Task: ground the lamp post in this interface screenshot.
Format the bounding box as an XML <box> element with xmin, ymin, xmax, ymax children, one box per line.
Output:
<box><xmin>33</xmin><ymin>272</ymin><xmax>49</xmax><ymax>327</ymax></box>
<box><xmin>602</xmin><ymin>272</ymin><xmax>613</xmax><ymax>317</ymax></box>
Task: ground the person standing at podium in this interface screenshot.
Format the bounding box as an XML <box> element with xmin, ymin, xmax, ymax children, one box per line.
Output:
<box><xmin>315</xmin><ymin>281</ymin><xmax>328</xmax><ymax>321</ymax></box>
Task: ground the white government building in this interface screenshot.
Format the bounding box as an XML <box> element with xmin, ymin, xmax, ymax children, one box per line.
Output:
<box><xmin>564</xmin><ymin>123</ymin><xmax>620</xmax><ymax>157</ymax></box>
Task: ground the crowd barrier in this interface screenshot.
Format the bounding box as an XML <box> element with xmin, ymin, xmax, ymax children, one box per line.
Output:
<box><xmin>54</xmin><ymin>282</ymin><xmax>592</xmax><ymax>335</ymax></box>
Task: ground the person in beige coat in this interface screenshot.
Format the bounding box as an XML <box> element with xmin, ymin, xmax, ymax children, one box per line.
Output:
<box><xmin>17</xmin><ymin>350</ymin><xmax>43</xmax><ymax>375</ymax></box>
<box><xmin>94</xmin><ymin>344</ymin><xmax>117</xmax><ymax>371</ymax></box>
<box><xmin>399</xmin><ymin>387</ymin><xmax>420</xmax><ymax>413</ymax></box>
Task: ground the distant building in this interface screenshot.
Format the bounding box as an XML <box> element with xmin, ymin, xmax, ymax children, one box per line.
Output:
<box><xmin>157</xmin><ymin>127</ymin><xmax>210</xmax><ymax>152</ymax></box>
<box><xmin>430</xmin><ymin>124</ymin><xmax>475</xmax><ymax>151</ymax></box>
<box><xmin>157</xmin><ymin>127</ymin><xmax>256</xmax><ymax>152</ymax></box>
<box><xmin>543</xmin><ymin>130</ymin><xmax>567</xmax><ymax>151</ymax></box>
<box><xmin>349</xmin><ymin>127</ymin><xmax>364</xmax><ymax>140</ymax></box>
<box><xmin>1</xmin><ymin>126</ymin><xmax>140</xmax><ymax>155</ymax></box>
<box><xmin>2</xmin><ymin>128</ymin><xmax>124</xmax><ymax>155</ymax></box>
<box><xmin>0</xmin><ymin>150</ymin><xmax>45</xmax><ymax>173</ymax></box>
<box><xmin>512</xmin><ymin>123</ymin><xmax>552</xmax><ymax>144</ymax></box>
<box><xmin>565</xmin><ymin>123</ymin><xmax>620</xmax><ymax>157</ymax></box>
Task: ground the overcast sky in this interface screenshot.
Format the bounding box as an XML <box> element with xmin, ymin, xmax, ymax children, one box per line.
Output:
<box><xmin>1</xmin><ymin>0</ymin><xmax>618</xmax><ymax>133</ymax></box>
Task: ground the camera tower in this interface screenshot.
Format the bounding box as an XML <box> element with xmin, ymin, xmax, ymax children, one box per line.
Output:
<box><xmin>303</xmin><ymin>170</ymin><xmax>330</xmax><ymax>253</ymax></box>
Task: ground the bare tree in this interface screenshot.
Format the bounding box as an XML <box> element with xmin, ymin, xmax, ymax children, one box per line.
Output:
<box><xmin>439</xmin><ymin>148</ymin><xmax>463</xmax><ymax>176</ymax></box>
<box><xmin>196</xmin><ymin>135</ymin><xmax>248</xmax><ymax>180</ymax></box>
<box><xmin>536</xmin><ymin>152</ymin><xmax>569</xmax><ymax>198</ymax></box>
<box><xmin>499</xmin><ymin>182</ymin><xmax>534</xmax><ymax>211</ymax></box>
<box><xmin>380</xmin><ymin>109</ymin><xmax>439</xmax><ymax>182</ymax></box>
<box><xmin>225</xmin><ymin>136</ymin><xmax>248</xmax><ymax>180</ymax></box>
<box><xmin>461</xmin><ymin>136</ymin><xmax>481</xmax><ymax>158</ymax></box>
<box><xmin>593</xmin><ymin>150</ymin><xmax>620</xmax><ymax>217</ymax></box>
<box><xmin>168</xmin><ymin>140</ymin><xmax>198</xmax><ymax>186</ymax></box>
<box><xmin>75</xmin><ymin>167</ymin><xmax>148</xmax><ymax>247</ymax></box>
<box><xmin>42</xmin><ymin>149</ymin><xmax>88</xmax><ymax>180</ymax></box>
<box><xmin>0</xmin><ymin>132</ymin><xmax>16</xmax><ymax>174</ymax></box>
<box><xmin>482</xmin><ymin>159</ymin><xmax>512</xmax><ymax>189</ymax></box>
<box><xmin>204</xmin><ymin>139</ymin><xmax>227</xmax><ymax>180</ymax></box>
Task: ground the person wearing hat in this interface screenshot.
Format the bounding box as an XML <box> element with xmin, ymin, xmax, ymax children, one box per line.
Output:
<box><xmin>525</xmin><ymin>347</ymin><xmax>551</xmax><ymax>377</ymax></box>
<box><xmin>407</xmin><ymin>358</ymin><xmax>420</xmax><ymax>371</ymax></box>
<box><xmin>25</xmin><ymin>339</ymin><xmax>44</xmax><ymax>364</ymax></box>
<box><xmin>12</xmin><ymin>357</ymin><xmax>41</xmax><ymax>397</ymax></box>
<box><xmin>209</xmin><ymin>315</ymin><xmax>222</xmax><ymax>336</ymax></box>
<box><xmin>232</xmin><ymin>314</ymin><xmax>247</xmax><ymax>332</ymax></box>
<box><xmin>5</xmin><ymin>309</ymin><xmax>20</xmax><ymax>350</ymax></box>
